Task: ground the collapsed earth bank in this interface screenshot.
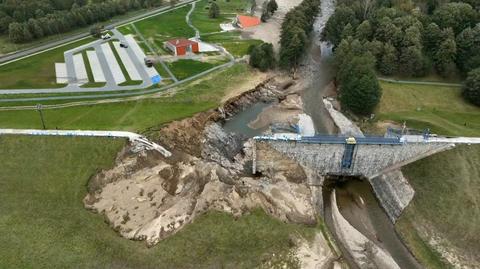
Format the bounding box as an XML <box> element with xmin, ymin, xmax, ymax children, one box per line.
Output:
<box><xmin>83</xmin><ymin>76</ymin><xmax>337</xmax><ymax>267</ymax></box>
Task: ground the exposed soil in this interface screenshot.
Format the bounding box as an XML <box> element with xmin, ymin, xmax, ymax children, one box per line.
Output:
<box><xmin>83</xmin><ymin>76</ymin><xmax>336</xmax><ymax>269</ymax></box>
<box><xmin>241</xmin><ymin>0</ymin><xmax>303</xmax><ymax>51</ymax></box>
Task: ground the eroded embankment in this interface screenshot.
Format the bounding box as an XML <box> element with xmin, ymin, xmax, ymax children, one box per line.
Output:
<box><xmin>83</xmin><ymin>76</ymin><xmax>337</xmax><ymax>268</ymax></box>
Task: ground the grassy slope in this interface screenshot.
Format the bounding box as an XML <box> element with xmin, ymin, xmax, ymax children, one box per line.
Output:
<box><xmin>375</xmin><ymin>80</ymin><xmax>480</xmax><ymax>268</ymax></box>
<box><xmin>0</xmin><ymin>38</ymin><xmax>94</xmax><ymax>89</ymax></box>
<box><xmin>0</xmin><ymin>135</ymin><xmax>316</xmax><ymax>268</ymax></box>
<box><xmin>377</xmin><ymin>81</ymin><xmax>480</xmax><ymax>136</ymax></box>
<box><xmin>398</xmin><ymin>144</ymin><xmax>480</xmax><ymax>268</ymax></box>
<box><xmin>0</xmin><ymin>64</ymin><xmax>252</xmax><ymax>131</ymax></box>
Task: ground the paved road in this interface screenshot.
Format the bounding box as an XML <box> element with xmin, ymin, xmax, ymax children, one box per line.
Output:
<box><xmin>0</xmin><ymin>128</ymin><xmax>172</xmax><ymax>157</ymax></box>
<box><xmin>187</xmin><ymin>2</ymin><xmax>201</xmax><ymax>39</ymax></box>
<box><xmin>0</xmin><ymin>0</ymin><xmax>197</xmax><ymax>65</ymax></box>
<box><xmin>255</xmin><ymin>134</ymin><xmax>480</xmax><ymax>145</ymax></box>
<box><xmin>378</xmin><ymin>77</ymin><xmax>462</xmax><ymax>87</ymax></box>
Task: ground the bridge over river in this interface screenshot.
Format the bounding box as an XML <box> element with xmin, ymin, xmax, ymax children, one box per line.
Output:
<box><xmin>253</xmin><ymin>133</ymin><xmax>480</xmax><ymax>179</ymax></box>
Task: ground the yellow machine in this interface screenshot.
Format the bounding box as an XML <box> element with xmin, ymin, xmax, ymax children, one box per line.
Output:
<box><xmin>346</xmin><ymin>137</ymin><xmax>357</xmax><ymax>144</ymax></box>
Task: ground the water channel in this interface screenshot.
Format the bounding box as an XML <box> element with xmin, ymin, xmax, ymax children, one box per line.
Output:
<box><xmin>222</xmin><ymin>0</ymin><xmax>422</xmax><ymax>267</ymax></box>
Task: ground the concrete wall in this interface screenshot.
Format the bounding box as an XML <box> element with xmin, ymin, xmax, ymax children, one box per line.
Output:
<box><xmin>369</xmin><ymin>170</ymin><xmax>415</xmax><ymax>222</ymax></box>
<box><xmin>255</xmin><ymin>140</ymin><xmax>454</xmax><ymax>179</ymax></box>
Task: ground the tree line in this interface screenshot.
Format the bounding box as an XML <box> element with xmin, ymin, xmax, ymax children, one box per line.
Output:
<box><xmin>279</xmin><ymin>0</ymin><xmax>320</xmax><ymax>69</ymax></box>
<box><xmin>323</xmin><ymin>0</ymin><xmax>480</xmax><ymax>114</ymax></box>
<box><xmin>0</xmin><ymin>0</ymin><xmax>165</xmax><ymax>43</ymax></box>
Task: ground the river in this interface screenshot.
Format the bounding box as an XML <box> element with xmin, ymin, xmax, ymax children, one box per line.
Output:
<box><xmin>222</xmin><ymin>0</ymin><xmax>422</xmax><ymax>267</ymax></box>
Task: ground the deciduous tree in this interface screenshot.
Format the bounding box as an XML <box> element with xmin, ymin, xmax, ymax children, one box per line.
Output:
<box><xmin>463</xmin><ymin>68</ymin><xmax>480</xmax><ymax>106</ymax></box>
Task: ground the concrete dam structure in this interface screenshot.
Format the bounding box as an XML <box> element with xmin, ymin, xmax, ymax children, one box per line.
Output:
<box><xmin>253</xmin><ymin>135</ymin><xmax>457</xmax><ymax>180</ymax></box>
<box><xmin>252</xmin><ymin>134</ymin><xmax>480</xmax><ymax>221</ymax></box>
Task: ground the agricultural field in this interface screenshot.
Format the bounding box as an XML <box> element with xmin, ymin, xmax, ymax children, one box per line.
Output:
<box><xmin>0</xmin><ymin>135</ymin><xmax>318</xmax><ymax>268</ymax></box>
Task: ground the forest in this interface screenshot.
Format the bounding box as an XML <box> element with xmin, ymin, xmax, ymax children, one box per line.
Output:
<box><xmin>0</xmin><ymin>0</ymin><xmax>165</xmax><ymax>43</ymax></box>
<box><xmin>322</xmin><ymin>0</ymin><xmax>480</xmax><ymax>114</ymax></box>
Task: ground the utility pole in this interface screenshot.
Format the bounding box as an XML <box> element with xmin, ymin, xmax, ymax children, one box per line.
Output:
<box><xmin>36</xmin><ymin>104</ymin><xmax>46</xmax><ymax>130</ymax></box>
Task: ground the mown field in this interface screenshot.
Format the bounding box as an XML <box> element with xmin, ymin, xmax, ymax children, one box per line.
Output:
<box><xmin>0</xmin><ymin>38</ymin><xmax>94</xmax><ymax>89</ymax></box>
<box><xmin>0</xmin><ymin>64</ymin><xmax>253</xmax><ymax>131</ymax></box>
<box><xmin>374</xmin><ymin>80</ymin><xmax>480</xmax><ymax>268</ymax></box>
<box><xmin>376</xmin><ymin>81</ymin><xmax>480</xmax><ymax>136</ymax></box>
<box><xmin>0</xmin><ymin>135</ymin><xmax>317</xmax><ymax>269</ymax></box>
<box><xmin>167</xmin><ymin>58</ymin><xmax>228</xmax><ymax>80</ymax></box>
<box><xmin>191</xmin><ymin>0</ymin><xmax>251</xmax><ymax>34</ymax></box>
<box><xmin>123</xmin><ymin>5</ymin><xmax>195</xmax><ymax>51</ymax></box>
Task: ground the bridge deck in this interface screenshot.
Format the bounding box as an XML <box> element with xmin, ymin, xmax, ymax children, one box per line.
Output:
<box><xmin>255</xmin><ymin>135</ymin><xmax>403</xmax><ymax>145</ymax></box>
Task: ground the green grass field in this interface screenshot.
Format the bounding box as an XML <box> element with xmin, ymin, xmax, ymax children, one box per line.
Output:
<box><xmin>0</xmin><ymin>135</ymin><xmax>317</xmax><ymax>268</ymax></box>
<box><xmin>0</xmin><ymin>64</ymin><xmax>253</xmax><ymax>131</ymax></box>
<box><xmin>202</xmin><ymin>31</ymin><xmax>262</xmax><ymax>58</ymax></box>
<box><xmin>167</xmin><ymin>59</ymin><xmax>227</xmax><ymax>80</ymax></box>
<box><xmin>397</xmin><ymin>144</ymin><xmax>480</xmax><ymax>268</ymax></box>
<box><xmin>128</xmin><ymin>6</ymin><xmax>195</xmax><ymax>47</ymax></box>
<box><xmin>191</xmin><ymin>0</ymin><xmax>251</xmax><ymax>34</ymax></box>
<box><xmin>0</xmin><ymin>38</ymin><xmax>94</xmax><ymax>89</ymax></box>
<box><xmin>376</xmin><ymin>81</ymin><xmax>480</xmax><ymax>136</ymax></box>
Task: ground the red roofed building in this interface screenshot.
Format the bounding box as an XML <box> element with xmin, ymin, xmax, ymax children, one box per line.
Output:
<box><xmin>165</xmin><ymin>38</ymin><xmax>199</xmax><ymax>56</ymax></box>
<box><xmin>235</xmin><ymin>15</ymin><xmax>261</xmax><ymax>28</ymax></box>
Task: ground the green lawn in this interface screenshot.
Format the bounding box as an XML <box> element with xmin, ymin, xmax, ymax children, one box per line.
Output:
<box><xmin>0</xmin><ymin>135</ymin><xmax>317</xmax><ymax>268</ymax></box>
<box><xmin>0</xmin><ymin>64</ymin><xmax>253</xmax><ymax>131</ymax></box>
<box><xmin>167</xmin><ymin>59</ymin><xmax>226</xmax><ymax>80</ymax></box>
<box><xmin>128</xmin><ymin>6</ymin><xmax>195</xmax><ymax>45</ymax></box>
<box><xmin>202</xmin><ymin>31</ymin><xmax>262</xmax><ymax>58</ymax></box>
<box><xmin>397</xmin><ymin>144</ymin><xmax>480</xmax><ymax>268</ymax></box>
<box><xmin>376</xmin><ymin>81</ymin><xmax>480</xmax><ymax>136</ymax></box>
<box><xmin>0</xmin><ymin>38</ymin><xmax>94</xmax><ymax>89</ymax></box>
<box><xmin>191</xmin><ymin>0</ymin><xmax>250</xmax><ymax>34</ymax></box>
<box><xmin>81</xmin><ymin>50</ymin><xmax>94</xmax><ymax>83</ymax></box>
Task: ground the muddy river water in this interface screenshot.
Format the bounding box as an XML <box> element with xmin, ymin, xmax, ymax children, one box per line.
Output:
<box><xmin>223</xmin><ymin>0</ymin><xmax>421</xmax><ymax>267</ymax></box>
